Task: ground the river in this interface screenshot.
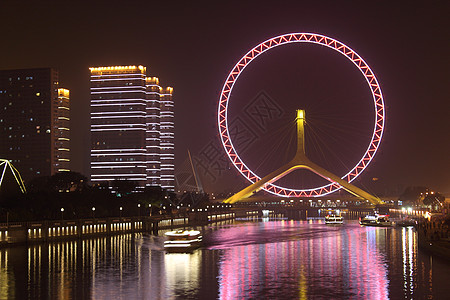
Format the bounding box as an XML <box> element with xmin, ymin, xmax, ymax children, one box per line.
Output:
<box><xmin>0</xmin><ymin>218</ymin><xmax>449</xmax><ymax>299</ymax></box>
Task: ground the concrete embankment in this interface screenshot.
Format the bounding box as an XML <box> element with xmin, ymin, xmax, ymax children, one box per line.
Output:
<box><xmin>417</xmin><ymin>217</ymin><xmax>450</xmax><ymax>261</ymax></box>
<box><xmin>0</xmin><ymin>210</ymin><xmax>235</xmax><ymax>247</ymax></box>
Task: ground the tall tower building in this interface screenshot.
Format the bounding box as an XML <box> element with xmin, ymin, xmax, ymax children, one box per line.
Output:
<box><xmin>54</xmin><ymin>88</ymin><xmax>71</xmax><ymax>173</ymax></box>
<box><xmin>0</xmin><ymin>68</ymin><xmax>70</xmax><ymax>182</ymax></box>
<box><xmin>145</xmin><ymin>77</ymin><xmax>162</xmax><ymax>187</ymax></box>
<box><xmin>160</xmin><ymin>87</ymin><xmax>175</xmax><ymax>191</ymax></box>
<box><xmin>89</xmin><ymin>65</ymin><xmax>174</xmax><ymax>190</ymax></box>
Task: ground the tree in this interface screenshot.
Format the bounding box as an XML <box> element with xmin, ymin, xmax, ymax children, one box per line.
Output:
<box><xmin>111</xmin><ymin>179</ymin><xmax>139</xmax><ymax>197</ymax></box>
<box><xmin>27</xmin><ymin>171</ymin><xmax>88</xmax><ymax>193</ymax></box>
<box><xmin>399</xmin><ymin>186</ymin><xmax>428</xmax><ymax>206</ymax></box>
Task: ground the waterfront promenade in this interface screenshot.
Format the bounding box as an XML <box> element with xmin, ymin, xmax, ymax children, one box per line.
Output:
<box><xmin>417</xmin><ymin>216</ymin><xmax>450</xmax><ymax>260</ymax></box>
<box><xmin>0</xmin><ymin>209</ymin><xmax>236</xmax><ymax>247</ymax></box>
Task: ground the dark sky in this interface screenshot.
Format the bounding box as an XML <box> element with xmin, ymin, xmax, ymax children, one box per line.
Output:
<box><xmin>1</xmin><ymin>1</ymin><xmax>449</xmax><ymax>195</ymax></box>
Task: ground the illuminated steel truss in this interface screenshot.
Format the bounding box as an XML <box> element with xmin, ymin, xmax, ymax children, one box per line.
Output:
<box><xmin>224</xmin><ymin>111</ymin><xmax>383</xmax><ymax>205</ymax></box>
<box><xmin>0</xmin><ymin>159</ymin><xmax>27</xmax><ymax>194</ymax></box>
<box><xmin>218</xmin><ymin>33</ymin><xmax>385</xmax><ymax>198</ymax></box>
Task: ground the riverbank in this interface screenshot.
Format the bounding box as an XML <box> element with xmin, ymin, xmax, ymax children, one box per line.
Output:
<box><xmin>0</xmin><ymin>210</ymin><xmax>236</xmax><ymax>247</ymax></box>
<box><xmin>417</xmin><ymin>216</ymin><xmax>450</xmax><ymax>261</ymax></box>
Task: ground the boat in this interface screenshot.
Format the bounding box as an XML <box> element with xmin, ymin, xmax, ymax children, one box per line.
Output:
<box><xmin>325</xmin><ymin>214</ymin><xmax>344</xmax><ymax>224</ymax></box>
<box><xmin>359</xmin><ymin>214</ymin><xmax>392</xmax><ymax>227</ymax></box>
<box><xmin>164</xmin><ymin>230</ymin><xmax>202</xmax><ymax>252</ymax></box>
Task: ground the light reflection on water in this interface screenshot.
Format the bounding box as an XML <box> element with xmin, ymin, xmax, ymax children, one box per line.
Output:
<box><xmin>0</xmin><ymin>219</ymin><xmax>449</xmax><ymax>299</ymax></box>
<box><xmin>214</xmin><ymin>220</ymin><xmax>389</xmax><ymax>299</ymax></box>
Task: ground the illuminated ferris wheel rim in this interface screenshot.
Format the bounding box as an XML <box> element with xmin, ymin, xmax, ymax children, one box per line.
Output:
<box><xmin>217</xmin><ymin>33</ymin><xmax>385</xmax><ymax>197</ymax></box>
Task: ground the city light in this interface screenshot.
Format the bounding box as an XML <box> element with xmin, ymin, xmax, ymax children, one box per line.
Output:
<box><xmin>89</xmin><ymin>65</ymin><xmax>174</xmax><ymax>190</ymax></box>
<box><xmin>217</xmin><ymin>33</ymin><xmax>385</xmax><ymax>198</ymax></box>
<box><xmin>0</xmin><ymin>5</ymin><xmax>446</xmax><ymax>299</ymax></box>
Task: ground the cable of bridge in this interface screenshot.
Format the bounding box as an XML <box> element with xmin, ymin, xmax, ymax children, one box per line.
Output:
<box><xmin>251</xmin><ymin>120</ymin><xmax>295</xmax><ymax>174</ymax></box>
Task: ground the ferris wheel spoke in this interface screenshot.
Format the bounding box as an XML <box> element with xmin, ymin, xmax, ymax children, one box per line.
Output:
<box><xmin>218</xmin><ymin>33</ymin><xmax>385</xmax><ymax>197</ymax></box>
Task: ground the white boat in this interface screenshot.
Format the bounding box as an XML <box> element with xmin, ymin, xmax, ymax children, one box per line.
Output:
<box><xmin>164</xmin><ymin>230</ymin><xmax>202</xmax><ymax>252</ymax></box>
<box><xmin>359</xmin><ymin>214</ymin><xmax>392</xmax><ymax>227</ymax></box>
<box><xmin>325</xmin><ymin>214</ymin><xmax>344</xmax><ymax>224</ymax></box>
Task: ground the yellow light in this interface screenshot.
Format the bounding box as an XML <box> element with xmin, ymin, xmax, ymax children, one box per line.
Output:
<box><xmin>145</xmin><ymin>77</ymin><xmax>159</xmax><ymax>84</ymax></box>
<box><xmin>297</xmin><ymin>109</ymin><xmax>304</xmax><ymax>119</ymax></box>
<box><xmin>58</xmin><ymin>88</ymin><xmax>70</xmax><ymax>98</ymax></box>
<box><xmin>89</xmin><ymin>65</ymin><xmax>147</xmax><ymax>73</ymax></box>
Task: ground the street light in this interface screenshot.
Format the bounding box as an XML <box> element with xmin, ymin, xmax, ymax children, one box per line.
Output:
<box><xmin>60</xmin><ymin>208</ymin><xmax>64</xmax><ymax>220</ymax></box>
<box><xmin>148</xmin><ymin>204</ymin><xmax>152</xmax><ymax>216</ymax></box>
<box><xmin>138</xmin><ymin>203</ymin><xmax>141</xmax><ymax>217</ymax></box>
<box><xmin>92</xmin><ymin>207</ymin><xmax>95</xmax><ymax>218</ymax></box>
<box><xmin>120</xmin><ymin>206</ymin><xmax>123</xmax><ymax>218</ymax></box>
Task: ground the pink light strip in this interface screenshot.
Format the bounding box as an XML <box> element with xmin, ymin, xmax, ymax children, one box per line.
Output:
<box><xmin>217</xmin><ymin>33</ymin><xmax>385</xmax><ymax>197</ymax></box>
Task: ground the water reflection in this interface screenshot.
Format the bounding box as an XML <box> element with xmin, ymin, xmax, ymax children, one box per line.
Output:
<box><xmin>215</xmin><ymin>221</ymin><xmax>389</xmax><ymax>299</ymax></box>
<box><xmin>0</xmin><ymin>249</ymin><xmax>10</xmax><ymax>299</ymax></box>
<box><xmin>0</xmin><ymin>220</ymin><xmax>448</xmax><ymax>299</ymax></box>
<box><xmin>163</xmin><ymin>252</ymin><xmax>201</xmax><ymax>298</ymax></box>
<box><xmin>402</xmin><ymin>227</ymin><xmax>416</xmax><ymax>297</ymax></box>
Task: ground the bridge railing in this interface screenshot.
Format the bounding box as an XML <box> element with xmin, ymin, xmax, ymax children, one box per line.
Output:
<box><xmin>0</xmin><ymin>210</ymin><xmax>236</xmax><ymax>246</ymax></box>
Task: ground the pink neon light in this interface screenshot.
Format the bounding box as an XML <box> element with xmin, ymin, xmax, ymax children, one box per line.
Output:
<box><xmin>217</xmin><ymin>33</ymin><xmax>385</xmax><ymax>197</ymax></box>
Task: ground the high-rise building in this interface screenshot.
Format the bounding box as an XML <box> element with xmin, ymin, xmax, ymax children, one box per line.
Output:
<box><xmin>160</xmin><ymin>87</ymin><xmax>175</xmax><ymax>190</ymax></box>
<box><xmin>0</xmin><ymin>68</ymin><xmax>70</xmax><ymax>182</ymax></box>
<box><xmin>89</xmin><ymin>65</ymin><xmax>174</xmax><ymax>191</ymax></box>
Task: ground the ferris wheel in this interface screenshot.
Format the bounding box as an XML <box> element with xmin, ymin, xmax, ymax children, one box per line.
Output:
<box><xmin>217</xmin><ymin>33</ymin><xmax>385</xmax><ymax>198</ymax></box>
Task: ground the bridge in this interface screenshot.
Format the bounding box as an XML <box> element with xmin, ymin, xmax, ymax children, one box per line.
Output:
<box><xmin>224</xmin><ymin>110</ymin><xmax>383</xmax><ymax>205</ymax></box>
<box><xmin>0</xmin><ymin>159</ymin><xmax>26</xmax><ymax>194</ymax></box>
<box><xmin>217</xmin><ymin>33</ymin><xmax>386</xmax><ymax>207</ymax></box>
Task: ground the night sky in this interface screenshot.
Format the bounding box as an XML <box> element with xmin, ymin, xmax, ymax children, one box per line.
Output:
<box><xmin>1</xmin><ymin>1</ymin><xmax>448</xmax><ymax>195</ymax></box>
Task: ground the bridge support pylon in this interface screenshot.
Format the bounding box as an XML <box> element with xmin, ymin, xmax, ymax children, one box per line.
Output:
<box><xmin>224</xmin><ymin>110</ymin><xmax>383</xmax><ymax>205</ymax></box>
<box><xmin>0</xmin><ymin>159</ymin><xmax>27</xmax><ymax>194</ymax></box>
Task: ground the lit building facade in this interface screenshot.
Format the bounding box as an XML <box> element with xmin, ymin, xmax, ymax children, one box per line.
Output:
<box><xmin>54</xmin><ymin>88</ymin><xmax>71</xmax><ymax>173</ymax></box>
<box><xmin>89</xmin><ymin>65</ymin><xmax>174</xmax><ymax>191</ymax></box>
<box><xmin>0</xmin><ymin>68</ymin><xmax>70</xmax><ymax>181</ymax></box>
<box><xmin>160</xmin><ymin>87</ymin><xmax>175</xmax><ymax>190</ymax></box>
